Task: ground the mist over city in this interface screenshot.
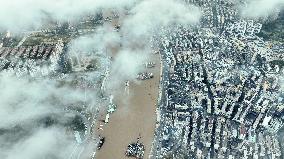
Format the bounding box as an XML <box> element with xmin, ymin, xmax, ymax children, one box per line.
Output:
<box><xmin>0</xmin><ymin>0</ymin><xmax>283</xmax><ymax>159</ymax></box>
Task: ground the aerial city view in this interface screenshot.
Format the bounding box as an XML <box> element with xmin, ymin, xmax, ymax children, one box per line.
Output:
<box><xmin>0</xmin><ymin>0</ymin><xmax>283</xmax><ymax>159</ymax></box>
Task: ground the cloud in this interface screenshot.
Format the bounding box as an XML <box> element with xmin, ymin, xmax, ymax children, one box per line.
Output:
<box><xmin>0</xmin><ymin>73</ymin><xmax>97</xmax><ymax>127</ymax></box>
<box><xmin>104</xmin><ymin>0</ymin><xmax>201</xmax><ymax>92</ymax></box>
<box><xmin>240</xmin><ymin>0</ymin><xmax>284</xmax><ymax>19</ymax></box>
<box><xmin>122</xmin><ymin>0</ymin><xmax>201</xmax><ymax>41</ymax></box>
<box><xmin>0</xmin><ymin>0</ymin><xmax>202</xmax><ymax>158</ymax></box>
<box><xmin>66</xmin><ymin>0</ymin><xmax>201</xmax><ymax>92</ymax></box>
<box><xmin>2</xmin><ymin>127</ymin><xmax>76</xmax><ymax>159</ymax></box>
<box><xmin>280</xmin><ymin>74</ymin><xmax>284</xmax><ymax>92</ymax></box>
<box><xmin>68</xmin><ymin>25</ymin><xmax>121</xmax><ymax>55</ymax></box>
<box><xmin>0</xmin><ymin>0</ymin><xmax>137</xmax><ymax>31</ymax></box>
<box><xmin>0</xmin><ymin>72</ymin><xmax>98</xmax><ymax>159</ymax></box>
<box><xmin>106</xmin><ymin>49</ymin><xmax>148</xmax><ymax>91</ymax></box>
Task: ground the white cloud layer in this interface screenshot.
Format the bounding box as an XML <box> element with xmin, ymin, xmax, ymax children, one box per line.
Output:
<box><xmin>0</xmin><ymin>73</ymin><xmax>97</xmax><ymax>159</ymax></box>
<box><xmin>241</xmin><ymin>0</ymin><xmax>284</xmax><ymax>19</ymax></box>
<box><xmin>0</xmin><ymin>0</ymin><xmax>137</xmax><ymax>31</ymax></box>
<box><xmin>66</xmin><ymin>0</ymin><xmax>202</xmax><ymax>93</ymax></box>
<box><xmin>122</xmin><ymin>0</ymin><xmax>201</xmax><ymax>41</ymax></box>
<box><xmin>0</xmin><ymin>0</ymin><xmax>202</xmax><ymax>158</ymax></box>
<box><xmin>2</xmin><ymin>127</ymin><xmax>76</xmax><ymax>159</ymax></box>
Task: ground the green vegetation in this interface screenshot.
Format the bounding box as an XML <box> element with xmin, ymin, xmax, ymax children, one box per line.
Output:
<box><xmin>23</xmin><ymin>33</ymin><xmax>73</xmax><ymax>46</ymax></box>
<box><xmin>22</xmin><ymin>13</ymin><xmax>104</xmax><ymax>46</ymax></box>
<box><xmin>86</xmin><ymin>58</ymin><xmax>100</xmax><ymax>71</ymax></box>
<box><xmin>258</xmin><ymin>12</ymin><xmax>284</xmax><ymax>42</ymax></box>
<box><xmin>1</xmin><ymin>36</ymin><xmax>22</xmax><ymax>47</ymax></box>
<box><xmin>39</xmin><ymin>116</ymin><xmax>58</xmax><ymax>128</ymax></box>
<box><xmin>70</xmin><ymin>115</ymin><xmax>85</xmax><ymax>132</ymax></box>
<box><xmin>270</xmin><ymin>60</ymin><xmax>284</xmax><ymax>69</ymax></box>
